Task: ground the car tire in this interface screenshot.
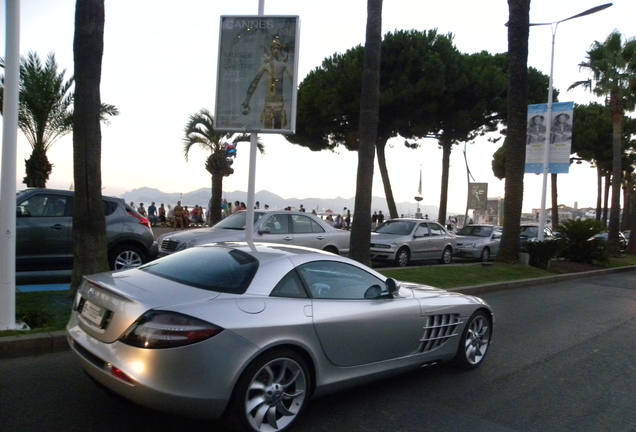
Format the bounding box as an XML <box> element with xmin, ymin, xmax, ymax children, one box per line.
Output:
<box><xmin>395</xmin><ymin>247</ymin><xmax>410</xmax><ymax>267</ymax></box>
<box><xmin>452</xmin><ymin>310</ymin><xmax>492</xmax><ymax>370</ymax></box>
<box><xmin>439</xmin><ymin>246</ymin><xmax>452</xmax><ymax>264</ymax></box>
<box><xmin>226</xmin><ymin>349</ymin><xmax>310</xmax><ymax>432</ymax></box>
<box><xmin>109</xmin><ymin>244</ymin><xmax>146</xmax><ymax>270</ymax></box>
<box><xmin>480</xmin><ymin>247</ymin><xmax>490</xmax><ymax>262</ymax></box>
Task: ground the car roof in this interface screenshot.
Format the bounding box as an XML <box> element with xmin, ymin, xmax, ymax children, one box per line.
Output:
<box><xmin>17</xmin><ymin>188</ymin><xmax>122</xmax><ymax>202</ymax></box>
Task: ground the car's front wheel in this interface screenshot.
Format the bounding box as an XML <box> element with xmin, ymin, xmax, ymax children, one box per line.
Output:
<box><xmin>227</xmin><ymin>349</ymin><xmax>310</xmax><ymax>432</ymax></box>
<box><xmin>439</xmin><ymin>246</ymin><xmax>452</xmax><ymax>264</ymax></box>
<box><xmin>394</xmin><ymin>247</ymin><xmax>410</xmax><ymax>267</ymax></box>
<box><xmin>109</xmin><ymin>244</ymin><xmax>146</xmax><ymax>270</ymax></box>
<box><xmin>480</xmin><ymin>247</ymin><xmax>490</xmax><ymax>262</ymax></box>
<box><xmin>453</xmin><ymin>310</ymin><xmax>492</xmax><ymax>370</ymax></box>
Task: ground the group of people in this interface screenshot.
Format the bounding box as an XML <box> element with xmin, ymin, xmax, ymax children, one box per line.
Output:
<box><xmin>132</xmin><ymin>201</ymin><xmax>206</xmax><ymax>230</ymax></box>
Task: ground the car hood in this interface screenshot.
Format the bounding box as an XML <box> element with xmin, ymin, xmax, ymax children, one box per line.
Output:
<box><xmin>455</xmin><ymin>235</ymin><xmax>488</xmax><ymax>245</ymax></box>
<box><xmin>370</xmin><ymin>232</ymin><xmax>410</xmax><ymax>243</ymax></box>
<box><xmin>398</xmin><ymin>281</ymin><xmax>489</xmax><ymax>311</ymax></box>
<box><xmin>159</xmin><ymin>227</ymin><xmax>246</xmax><ymax>244</ymax></box>
<box><xmin>76</xmin><ymin>269</ymin><xmax>221</xmax><ymax>343</ymax></box>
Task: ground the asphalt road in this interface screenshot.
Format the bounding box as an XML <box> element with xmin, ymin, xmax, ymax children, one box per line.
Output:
<box><xmin>1</xmin><ymin>270</ymin><xmax>635</xmax><ymax>432</ymax></box>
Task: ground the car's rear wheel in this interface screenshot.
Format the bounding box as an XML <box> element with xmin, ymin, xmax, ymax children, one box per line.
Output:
<box><xmin>109</xmin><ymin>244</ymin><xmax>146</xmax><ymax>270</ymax></box>
<box><xmin>227</xmin><ymin>349</ymin><xmax>310</xmax><ymax>432</ymax></box>
<box><xmin>395</xmin><ymin>247</ymin><xmax>410</xmax><ymax>267</ymax></box>
<box><xmin>439</xmin><ymin>246</ymin><xmax>452</xmax><ymax>264</ymax></box>
<box><xmin>453</xmin><ymin>310</ymin><xmax>492</xmax><ymax>370</ymax></box>
<box><xmin>480</xmin><ymin>247</ymin><xmax>490</xmax><ymax>262</ymax></box>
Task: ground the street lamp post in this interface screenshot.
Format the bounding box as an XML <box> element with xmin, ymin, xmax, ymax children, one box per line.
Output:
<box><xmin>532</xmin><ymin>3</ymin><xmax>612</xmax><ymax>240</ymax></box>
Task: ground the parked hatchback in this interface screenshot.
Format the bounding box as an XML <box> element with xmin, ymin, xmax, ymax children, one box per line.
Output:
<box><xmin>16</xmin><ymin>189</ymin><xmax>158</xmax><ymax>272</ymax></box>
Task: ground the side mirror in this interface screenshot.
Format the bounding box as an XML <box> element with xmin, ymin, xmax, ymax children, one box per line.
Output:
<box><xmin>257</xmin><ymin>226</ymin><xmax>271</xmax><ymax>234</ymax></box>
<box><xmin>386</xmin><ymin>278</ymin><xmax>399</xmax><ymax>297</ymax></box>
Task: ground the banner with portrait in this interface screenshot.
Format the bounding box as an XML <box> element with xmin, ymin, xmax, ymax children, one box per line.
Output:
<box><xmin>525</xmin><ymin>101</ymin><xmax>574</xmax><ymax>174</ymax></box>
<box><xmin>215</xmin><ymin>16</ymin><xmax>300</xmax><ymax>134</ymax></box>
<box><xmin>468</xmin><ymin>182</ymin><xmax>488</xmax><ymax>210</ymax></box>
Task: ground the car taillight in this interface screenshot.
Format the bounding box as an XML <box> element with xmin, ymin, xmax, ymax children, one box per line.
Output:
<box><xmin>119</xmin><ymin>311</ymin><xmax>223</xmax><ymax>349</ymax></box>
<box><xmin>128</xmin><ymin>211</ymin><xmax>151</xmax><ymax>228</ymax></box>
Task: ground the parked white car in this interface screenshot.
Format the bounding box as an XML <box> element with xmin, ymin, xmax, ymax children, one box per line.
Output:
<box><xmin>158</xmin><ymin>210</ymin><xmax>350</xmax><ymax>257</ymax></box>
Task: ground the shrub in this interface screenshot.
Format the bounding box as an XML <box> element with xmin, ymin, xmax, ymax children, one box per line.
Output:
<box><xmin>556</xmin><ymin>219</ymin><xmax>608</xmax><ymax>264</ymax></box>
<box><xmin>524</xmin><ymin>239</ymin><xmax>564</xmax><ymax>269</ymax></box>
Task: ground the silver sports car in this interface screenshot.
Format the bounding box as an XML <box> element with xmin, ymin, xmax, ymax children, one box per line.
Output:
<box><xmin>67</xmin><ymin>242</ymin><xmax>494</xmax><ymax>432</ymax></box>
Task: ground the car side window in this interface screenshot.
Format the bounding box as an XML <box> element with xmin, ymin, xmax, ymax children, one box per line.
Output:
<box><xmin>297</xmin><ymin>261</ymin><xmax>385</xmax><ymax>300</ymax></box>
<box><xmin>429</xmin><ymin>223</ymin><xmax>444</xmax><ymax>236</ymax></box>
<box><xmin>18</xmin><ymin>195</ymin><xmax>68</xmax><ymax>217</ymax></box>
<box><xmin>271</xmin><ymin>270</ymin><xmax>309</xmax><ymax>298</ymax></box>
<box><xmin>415</xmin><ymin>223</ymin><xmax>429</xmax><ymax>236</ymax></box>
<box><xmin>263</xmin><ymin>215</ymin><xmax>290</xmax><ymax>234</ymax></box>
<box><xmin>291</xmin><ymin>215</ymin><xmax>326</xmax><ymax>234</ymax></box>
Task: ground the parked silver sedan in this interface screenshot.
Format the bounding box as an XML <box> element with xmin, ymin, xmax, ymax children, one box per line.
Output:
<box><xmin>67</xmin><ymin>243</ymin><xmax>493</xmax><ymax>432</ymax></box>
<box><xmin>370</xmin><ymin>218</ymin><xmax>456</xmax><ymax>267</ymax></box>
<box><xmin>157</xmin><ymin>210</ymin><xmax>350</xmax><ymax>257</ymax></box>
<box><xmin>454</xmin><ymin>224</ymin><xmax>503</xmax><ymax>262</ymax></box>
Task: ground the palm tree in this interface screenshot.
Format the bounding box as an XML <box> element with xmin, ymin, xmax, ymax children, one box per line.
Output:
<box><xmin>0</xmin><ymin>51</ymin><xmax>118</xmax><ymax>188</ymax></box>
<box><xmin>349</xmin><ymin>0</ymin><xmax>382</xmax><ymax>266</ymax></box>
<box><xmin>497</xmin><ymin>0</ymin><xmax>530</xmax><ymax>263</ymax></box>
<box><xmin>71</xmin><ymin>0</ymin><xmax>109</xmax><ymax>294</ymax></box>
<box><xmin>569</xmin><ymin>31</ymin><xmax>636</xmax><ymax>256</ymax></box>
<box><xmin>182</xmin><ymin>108</ymin><xmax>263</xmax><ymax>225</ymax></box>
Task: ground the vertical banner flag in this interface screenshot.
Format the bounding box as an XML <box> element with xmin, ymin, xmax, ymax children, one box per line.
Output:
<box><xmin>525</xmin><ymin>102</ymin><xmax>574</xmax><ymax>174</ymax></box>
<box><xmin>215</xmin><ymin>16</ymin><xmax>300</xmax><ymax>134</ymax></box>
<box><xmin>468</xmin><ymin>182</ymin><xmax>488</xmax><ymax>210</ymax></box>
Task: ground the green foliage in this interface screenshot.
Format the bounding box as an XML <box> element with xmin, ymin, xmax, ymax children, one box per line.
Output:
<box><xmin>15</xmin><ymin>291</ymin><xmax>73</xmax><ymax>332</ymax></box>
<box><xmin>524</xmin><ymin>240</ymin><xmax>564</xmax><ymax>270</ymax></box>
<box><xmin>556</xmin><ymin>219</ymin><xmax>609</xmax><ymax>264</ymax></box>
<box><xmin>0</xmin><ymin>51</ymin><xmax>119</xmax><ymax>188</ymax></box>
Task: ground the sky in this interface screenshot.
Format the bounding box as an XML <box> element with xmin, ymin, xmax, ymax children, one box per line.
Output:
<box><xmin>0</xmin><ymin>0</ymin><xmax>634</xmax><ymax>215</ymax></box>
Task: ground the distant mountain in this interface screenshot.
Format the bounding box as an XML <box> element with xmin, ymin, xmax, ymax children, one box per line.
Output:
<box><xmin>121</xmin><ymin>187</ymin><xmax>442</xmax><ymax>217</ymax></box>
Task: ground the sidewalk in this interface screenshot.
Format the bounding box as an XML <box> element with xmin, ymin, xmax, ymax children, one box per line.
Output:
<box><xmin>3</xmin><ymin>262</ymin><xmax>635</xmax><ymax>360</ymax></box>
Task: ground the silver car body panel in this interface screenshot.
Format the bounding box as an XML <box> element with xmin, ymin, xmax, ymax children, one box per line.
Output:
<box><xmin>67</xmin><ymin>243</ymin><xmax>492</xmax><ymax>420</ymax></box>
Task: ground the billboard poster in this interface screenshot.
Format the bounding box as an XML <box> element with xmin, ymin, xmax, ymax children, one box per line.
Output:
<box><xmin>525</xmin><ymin>101</ymin><xmax>574</xmax><ymax>174</ymax></box>
<box><xmin>215</xmin><ymin>16</ymin><xmax>300</xmax><ymax>134</ymax></box>
<box><xmin>468</xmin><ymin>182</ymin><xmax>488</xmax><ymax>210</ymax></box>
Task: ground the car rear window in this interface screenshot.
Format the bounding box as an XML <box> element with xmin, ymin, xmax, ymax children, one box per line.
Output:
<box><xmin>139</xmin><ymin>246</ymin><xmax>258</xmax><ymax>294</ymax></box>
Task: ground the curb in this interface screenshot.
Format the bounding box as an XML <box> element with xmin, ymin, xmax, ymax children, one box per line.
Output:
<box><xmin>1</xmin><ymin>265</ymin><xmax>634</xmax><ymax>360</ymax></box>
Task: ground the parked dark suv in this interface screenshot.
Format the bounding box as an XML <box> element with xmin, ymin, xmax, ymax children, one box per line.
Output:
<box><xmin>16</xmin><ymin>189</ymin><xmax>158</xmax><ymax>272</ymax></box>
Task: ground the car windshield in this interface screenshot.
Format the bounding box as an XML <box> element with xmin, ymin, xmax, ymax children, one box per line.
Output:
<box><xmin>375</xmin><ymin>220</ymin><xmax>416</xmax><ymax>235</ymax></box>
<box><xmin>139</xmin><ymin>246</ymin><xmax>258</xmax><ymax>294</ymax></box>
<box><xmin>520</xmin><ymin>226</ymin><xmax>538</xmax><ymax>237</ymax></box>
<box><xmin>458</xmin><ymin>226</ymin><xmax>492</xmax><ymax>237</ymax></box>
<box><xmin>212</xmin><ymin>211</ymin><xmax>265</xmax><ymax>230</ymax></box>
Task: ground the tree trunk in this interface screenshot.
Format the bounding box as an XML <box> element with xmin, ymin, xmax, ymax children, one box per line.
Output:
<box><xmin>607</xmin><ymin>89</ymin><xmax>623</xmax><ymax>256</ymax></box>
<box><xmin>23</xmin><ymin>149</ymin><xmax>53</xmax><ymax>188</ymax></box>
<box><xmin>376</xmin><ymin>139</ymin><xmax>398</xmax><ymax>219</ymax></box>
<box><xmin>622</xmin><ymin>171</ymin><xmax>632</xmax><ymax>231</ymax></box>
<box><xmin>550</xmin><ymin>173</ymin><xmax>558</xmax><ymax>229</ymax></box>
<box><xmin>350</xmin><ymin>0</ymin><xmax>382</xmax><ymax>266</ymax></box>
<box><xmin>627</xmin><ymin>173</ymin><xmax>636</xmax><ymax>255</ymax></box>
<box><xmin>437</xmin><ymin>136</ymin><xmax>452</xmax><ymax>225</ymax></box>
<box><xmin>71</xmin><ymin>0</ymin><xmax>108</xmax><ymax>295</ymax></box>
<box><xmin>603</xmin><ymin>172</ymin><xmax>610</xmax><ymax>226</ymax></box>
<box><xmin>497</xmin><ymin>0</ymin><xmax>529</xmax><ymax>263</ymax></box>
<box><xmin>210</xmin><ymin>171</ymin><xmax>224</xmax><ymax>225</ymax></box>
<box><xmin>596</xmin><ymin>166</ymin><xmax>602</xmax><ymax>221</ymax></box>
